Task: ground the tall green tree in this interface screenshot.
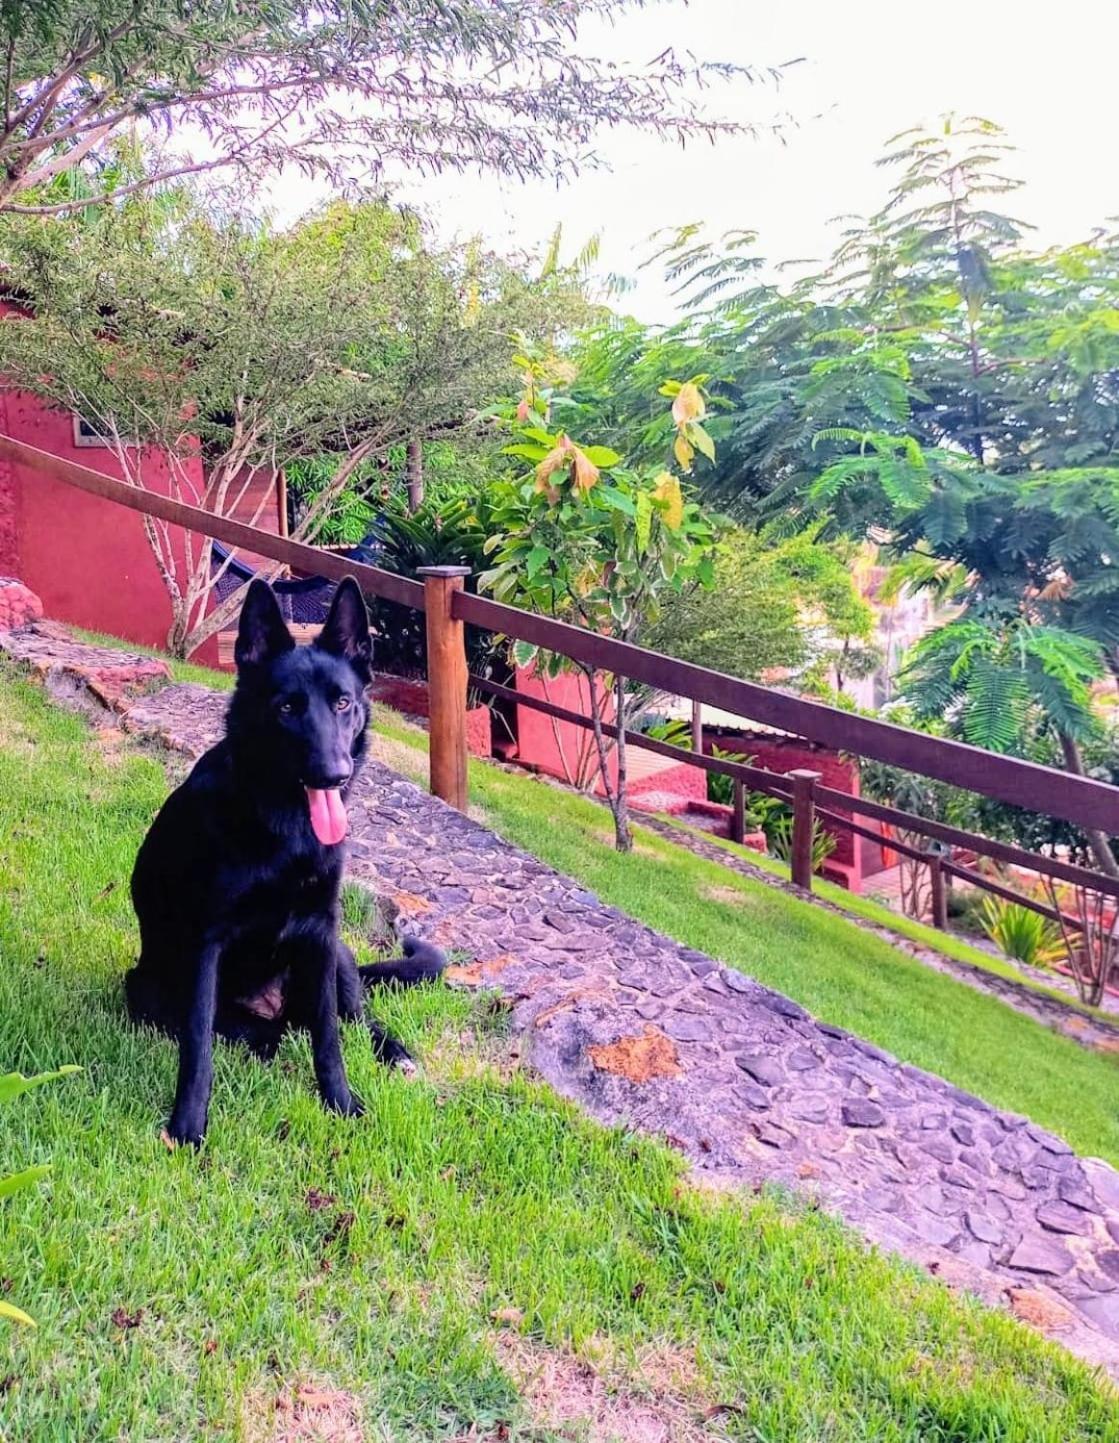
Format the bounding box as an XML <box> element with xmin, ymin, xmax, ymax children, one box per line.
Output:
<box><xmin>0</xmin><ymin>188</ymin><xmax>592</xmax><ymax>655</ymax></box>
<box><xmin>0</xmin><ymin>1</ymin><xmax>756</xmax><ymax>214</ymax></box>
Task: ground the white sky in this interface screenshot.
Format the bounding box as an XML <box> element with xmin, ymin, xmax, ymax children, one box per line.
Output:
<box><xmin>265</xmin><ymin>0</ymin><xmax>1119</xmax><ymax>321</ymax></box>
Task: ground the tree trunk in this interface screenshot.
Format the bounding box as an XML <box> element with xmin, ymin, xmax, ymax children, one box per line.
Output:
<box><xmin>582</xmin><ymin>666</ymin><xmax>631</xmax><ymax>853</ymax></box>
<box><xmin>406</xmin><ymin>438</ymin><xmax>424</xmax><ymax>512</ymax></box>
<box><xmin>1059</xmin><ymin>731</ymin><xmax>1119</xmax><ymax>877</ymax></box>
<box><xmin>612</xmin><ymin>672</ymin><xmax>632</xmax><ymax>853</ymax></box>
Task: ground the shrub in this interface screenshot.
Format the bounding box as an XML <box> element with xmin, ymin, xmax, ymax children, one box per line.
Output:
<box><xmin>980</xmin><ymin>896</ymin><xmax>1066</xmax><ymax>969</ymax></box>
<box><xmin>768</xmin><ymin>812</ymin><xmax>838</xmax><ymax>875</ymax></box>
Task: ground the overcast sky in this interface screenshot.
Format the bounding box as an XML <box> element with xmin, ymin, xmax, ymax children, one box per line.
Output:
<box><xmin>269</xmin><ymin>1</ymin><xmax>1119</xmax><ymax>321</ymax></box>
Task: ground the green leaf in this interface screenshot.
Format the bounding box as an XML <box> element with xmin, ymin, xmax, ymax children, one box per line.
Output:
<box><xmin>688</xmin><ymin>422</ymin><xmax>716</xmax><ymax>463</ymax></box>
<box><xmin>512</xmin><ymin>639</ymin><xmax>538</xmax><ymax>669</ymax></box>
<box><xmin>635</xmin><ymin>491</ymin><xmax>653</xmax><ymax>555</ymax></box>
<box><xmin>0</xmin><ymin>1067</ymin><xmax>80</xmax><ymax>1106</ymax></box>
<box><xmin>526</xmin><ymin>545</ymin><xmax>550</xmax><ymax>578</ymax></box>
<box><xmin>0</xmin><ymin>1164</ymin><xmax>51</xmax><ymax>1200</ymax></box>
<box><xmin>502</xmin><ymin>443</ymin><xmax>549</xmax><ymax>462</ymax></box>
<box><xmin>596</xmin><ymin>486</ymin><xmax>636</xmax><ymax>516</ymax></box>
<box><xmin>581</xmin><ymin>445</ymin><xmax>622</xmax><ymax>467</ymax></box>
<box><xmin>0</xmin><ymin>1300</ymin><xmax>36</xmax><ymax>1327</ymax></box>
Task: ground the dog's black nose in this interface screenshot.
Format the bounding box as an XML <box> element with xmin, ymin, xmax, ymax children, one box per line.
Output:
<box><xmin>315</xmin><ymin>768</ymin><xmax>352</xmax><ymax>789</ymax></box>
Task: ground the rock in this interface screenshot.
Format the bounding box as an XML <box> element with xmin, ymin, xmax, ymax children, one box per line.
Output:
<box><xmin>1007</xmin><ymin>1238</ymin><xmax>1074</xmax><ymax>1276</ymax></box>
<box><xmin>912</xmin><ymin>1214</ymin><xmax>959</xmax><ymax>1248</ymax></box>
<box><xmin>921</xmin><ymin>1111</ymin><xmax>946</xmax><ymax>1131</ymax></box>
<box><xmin>966</xmin><ymin>1211</ymin><xmax>1003</xmax><ymax>1245</ymax></box>
<box><xmin>734</xmin><ymin>1082</ymin><xmax>771</xmax><ymax>1112</ymax></box>
<box><xmin>950</xmin><ymin>1121</ymin><xmax>975</xmax><ymax>1147</ymax></box>
<box><xmin>841</xmin><ymin>1100</ymin><xmax>886</xmax><ymax>1129</ymax></box>
<box><xmin>1036</xmin><ymin>1201</ymin><xmax>1093</xmax><ymax>1237</ymax></box>
<box><xmin>1026</xmin><ymin>1124</ymin><xmax>1073</xmax><ymax>1156</ymax></box>
<box><xmin>751</xmin><ymin>1120</ymin><xmax>795</xmax><ymax>1149</ymax></box>
<box><xmin>722</xmin><ymin>970</ymin><xmax>755</xmax><ymax>995</ymax></box>
<box><xmin>734</xmin><ymin>1053</ymin><xmax>785</xmax><ymax>1088</ymax></box>
<box><xmin>1057</xmin><ymin>1176</ymin><xmax>1102</xmax><ymax>1214</ymax></box>
<box><xmin>760</xmin><ymin>992</ymin><xmax>808</xmax><ymax>1021</ymax></box>
<box><xmin>920</xmin><ymin>1136</ymin><xmax>956</xmax><ymax>1165</ymax></box>
<box><xmin>1099</xmin><ymin>1251</ymin><xmax>1119</xmax><ymax>1283</ymax></box>
<box><xmin>789</xmin><ymin>1097</ymin><xmax>829</xmax><ymax>1124</ymax></box>
<box><xmin>939</xmin><ymin>1166</ymin><xmax>977</xmax><ymax>1191</ymax></box>
<box><xmin>787</xmin><ymin>1047</ymin><xmax>822</xmax><ymax>1072</ymax></box>
<box><xmin>661</xmin><ymin>1013</ymin><xmax>712</xmax><ymax>1043</ymax></box>
<box><xmin>957</xmin><ymin>1148</ymin><xmax>987</xmax><ymax>1175</ymax></box>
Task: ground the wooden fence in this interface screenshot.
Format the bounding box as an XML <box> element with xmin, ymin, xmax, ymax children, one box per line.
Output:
<box><xmin>4</xmin><ymin>433</ymin><xmax>1119</xmax><ymax>941</ymax></box>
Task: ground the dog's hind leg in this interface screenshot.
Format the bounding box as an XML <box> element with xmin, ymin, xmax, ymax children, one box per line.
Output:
<box><xmin>124</xmin><ymin>963</ymin><xmax>182</xmax><ymax>1036</ymax></box>
<box><xmin>336</xmin><ymin>941</ymin><xmax>417</xmax><ymax>1074</ymax></box>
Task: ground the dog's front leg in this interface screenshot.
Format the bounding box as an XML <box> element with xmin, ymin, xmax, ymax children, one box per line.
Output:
<box><xmin>290</xmin><ymin>925</ymin><xmax>363</xmax><ymax>1118</ymax></box>
<box><xmin>167</xmin><ymin>941</ymin><xmax>221</xmax><ymax>1146</ymax></box>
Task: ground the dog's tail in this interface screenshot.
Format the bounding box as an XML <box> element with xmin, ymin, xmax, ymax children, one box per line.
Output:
<box><xmin>358</xmin><ymin>936</ymin><xmax>447</xmax><ymax>989</ymax></box>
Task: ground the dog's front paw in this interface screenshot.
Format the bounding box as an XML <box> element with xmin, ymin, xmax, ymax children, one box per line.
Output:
<box><xmin>162</xmin><ymin>1113</ymin><xmax>206</xmax><ymax>1149</ymax></box>
<box><xmin>323</xmin><ymin>1089</ymin><xmax>365</xmax><ymax>1119</ymax></box>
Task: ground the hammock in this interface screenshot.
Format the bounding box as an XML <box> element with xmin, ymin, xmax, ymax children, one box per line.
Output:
<box><xmin>210</xmin><ymin>536</ymin><xmax>383</xmax><ymax>624</ymax></box>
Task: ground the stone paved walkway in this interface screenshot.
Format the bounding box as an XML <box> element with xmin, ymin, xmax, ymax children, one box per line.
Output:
<box><xmin>5</xmin><ymin>619</ymin><xmax>1119</xmax><ymax>1377</ymax></box>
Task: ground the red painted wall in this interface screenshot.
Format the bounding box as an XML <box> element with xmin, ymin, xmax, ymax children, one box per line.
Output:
<box><xmin>704</xmin><ymin>729</ymin><xmax>885</xmax><ymax>890</ymax></box>
<box><xmin>0</xmin><ymin>384</ymin><xmax>282</xmax><ymax>665</ymax></box>
<box><xmin>514</xmin><ymin>667</ymin><xmax>618</xmax><ymax>793</ymax></box>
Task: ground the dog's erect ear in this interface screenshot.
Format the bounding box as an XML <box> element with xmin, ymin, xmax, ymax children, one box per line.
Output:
<box><xmin>315</xmin><ymin>577</ymin><xmax>372</xmax><ymax>682</ymax></box>
<box><xmin>234</xmin><ymin>580</ymin><xmax>295</xmax><ymax>671</ymax></box>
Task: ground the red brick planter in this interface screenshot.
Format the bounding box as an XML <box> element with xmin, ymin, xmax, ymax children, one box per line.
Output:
<box><xmin>368</xmin><ymin>671</ymin><xmax>492</xmax><ymax>758</ymax></box>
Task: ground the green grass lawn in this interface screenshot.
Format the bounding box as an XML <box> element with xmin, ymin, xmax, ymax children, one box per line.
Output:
<box><xmin>371</xmin><ymin>713</ymin><xmax>1119</xmax><ymax>1170</ymax></box>
<box><xmin>2</xmin><ymin>675</ymin><xmax>1119</xmax><ymax>1438</ymax></box>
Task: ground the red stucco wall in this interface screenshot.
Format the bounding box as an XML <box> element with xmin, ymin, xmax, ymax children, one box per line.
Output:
<box><xmin>0</xmin><ymin>386</ymin><xmax>282</xmax><ymax>665</ymax></box>
<box><xmin>514</xmin><ymin>667</ymin><xmax>619</xmax><ymax>793</ymax></box>
<box><xmin>704</xmin><ymin>729</ymin><xmax>885</xmax><ymax>890</ymax></box>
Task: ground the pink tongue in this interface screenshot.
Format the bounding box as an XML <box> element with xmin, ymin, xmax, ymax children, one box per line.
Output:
<box><xmin>306</xmin><ymin>787</ymin><xmax>347</xmax><ymax>846</ymax></box>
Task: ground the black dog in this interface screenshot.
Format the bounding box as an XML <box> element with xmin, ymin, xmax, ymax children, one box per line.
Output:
<box><xmin>126</xmin><ymin>576</ymin><xmax>445</xmax><ymax>1145</ymax></box>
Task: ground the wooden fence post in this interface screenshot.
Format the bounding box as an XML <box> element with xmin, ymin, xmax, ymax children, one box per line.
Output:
<box><xmin>928</xmin><ymin>846</ymin><xmax>950</xmax><ymax>930</ymax></box>
<box><xmin>732</xmin><ymin>778</ymin><xmax>746</xmax><ymax>845</ymax></box>
<box><xmin>417</xmin><ymin>565</ymin><xmax>471</xmax><ymax>812</ymax></box>
<box><xmin>691</xmin><ymin>698</ymin><xmax>703</xmax><ymax>757</ymax></box>
<box><xmin>788</xmin><ymin>769</ymin><xmax>822</xmax><ymax>891</ymax></box>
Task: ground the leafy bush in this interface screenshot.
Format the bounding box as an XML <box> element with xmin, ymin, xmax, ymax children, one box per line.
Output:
<box><xmin>980</xmin><ymin>896</ymin><xmax>1066</xmax><ymax>969</ymax></box>
<box><xmin>1</xmin><ymin>1066</ymin><xmax>80</xmax><ymax>1326</ymax></box>
<box><xmin>368</xmin><ymin>489</ymin><xmax>512</xmax><ymax>696</ymax></box>
<box><xmin>768</xmin><ymin>812</ymin><xmax>838</xmax><ymax>875</ymax></box>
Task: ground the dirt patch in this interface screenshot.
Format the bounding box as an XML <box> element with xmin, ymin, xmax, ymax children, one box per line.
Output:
<box><xmin>492</xmin><ymin>1334</ymin><xmax>721</xmax><ymax>1443</ymax></box>
<box><xmin>243</xmin><ymin>1382</ymin><xmax>364</xmax><ymax>1443</ymax></box>
<box><xmin>1006</xmin><ymin>1287</ymin><xmax>1077</xmax><ymax>1333</ymax></box>
<box><xmin>589</xmin><ymin>1026</ymin><xmax>682</xmax><ymax>1083</ymax></box>
<box><xmin>445</xmin><ymin>954</ymin><xmax>517</xmax><ymax>988</ymax></box>
<box><xmin>701</xmin><ymin>885</ymin><xmax>750</xmax><ymax>908</ymax></box>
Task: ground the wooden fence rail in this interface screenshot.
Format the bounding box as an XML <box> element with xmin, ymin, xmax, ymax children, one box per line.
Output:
<box><xmin>3</xmin><ymin>431</ymin><xmax>1118</xmax><ymax>945</ymax></box>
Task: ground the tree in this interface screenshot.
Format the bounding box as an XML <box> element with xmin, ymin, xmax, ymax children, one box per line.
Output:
<box><xmin>481</xmin><ymin>379</ymin><xmax>717</xmax><ymax>851</ymax></box>
<box><xmin>0</xmin><ymin>188</ymin><xmax>592</xmax><ymax>654</ymax></box>
<box><xmin>603</xmin><ymin>118</ymin><xmax>1119</xmax><ymax>873</ymax></box>
<box><xmin>646</xmin><ymin>526</ymin><xmax>874</xmax><ymax>692</ymax></box>
<box><xmin>0</xmin><ymin>1</ymin><xmax>759</xmax><ymax>215</ymax></box>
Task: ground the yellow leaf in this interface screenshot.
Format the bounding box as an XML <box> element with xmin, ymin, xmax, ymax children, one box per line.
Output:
<box><xmin>673</xmin><ymin>432</ymin><xmax>695</xmax><ymax>472</ymax></box>
<box><xmin>652</xmin><ymin>472</ymin><xmax>684</xmax><ymax>529</ymax></box>
<box><xmin>0</xmin><ymin>1299</ymin><xmax>36</xmax><ymax>1327</ymax></box>
<box><xmin>671</xmin><ymin>381</ymin><xmax>706</xmax><ymax>426</ymax></box>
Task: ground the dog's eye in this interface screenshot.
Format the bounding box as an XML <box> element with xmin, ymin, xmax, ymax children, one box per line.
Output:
<box><xmin>278</xmin><ymin>700</ymin><xmax>294</xmax><ymax>716</ymax></box>
<box><xmin>335</xmin><ymin>696</ymin><xmax>352</xmax><ymax>713</ymax></box>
